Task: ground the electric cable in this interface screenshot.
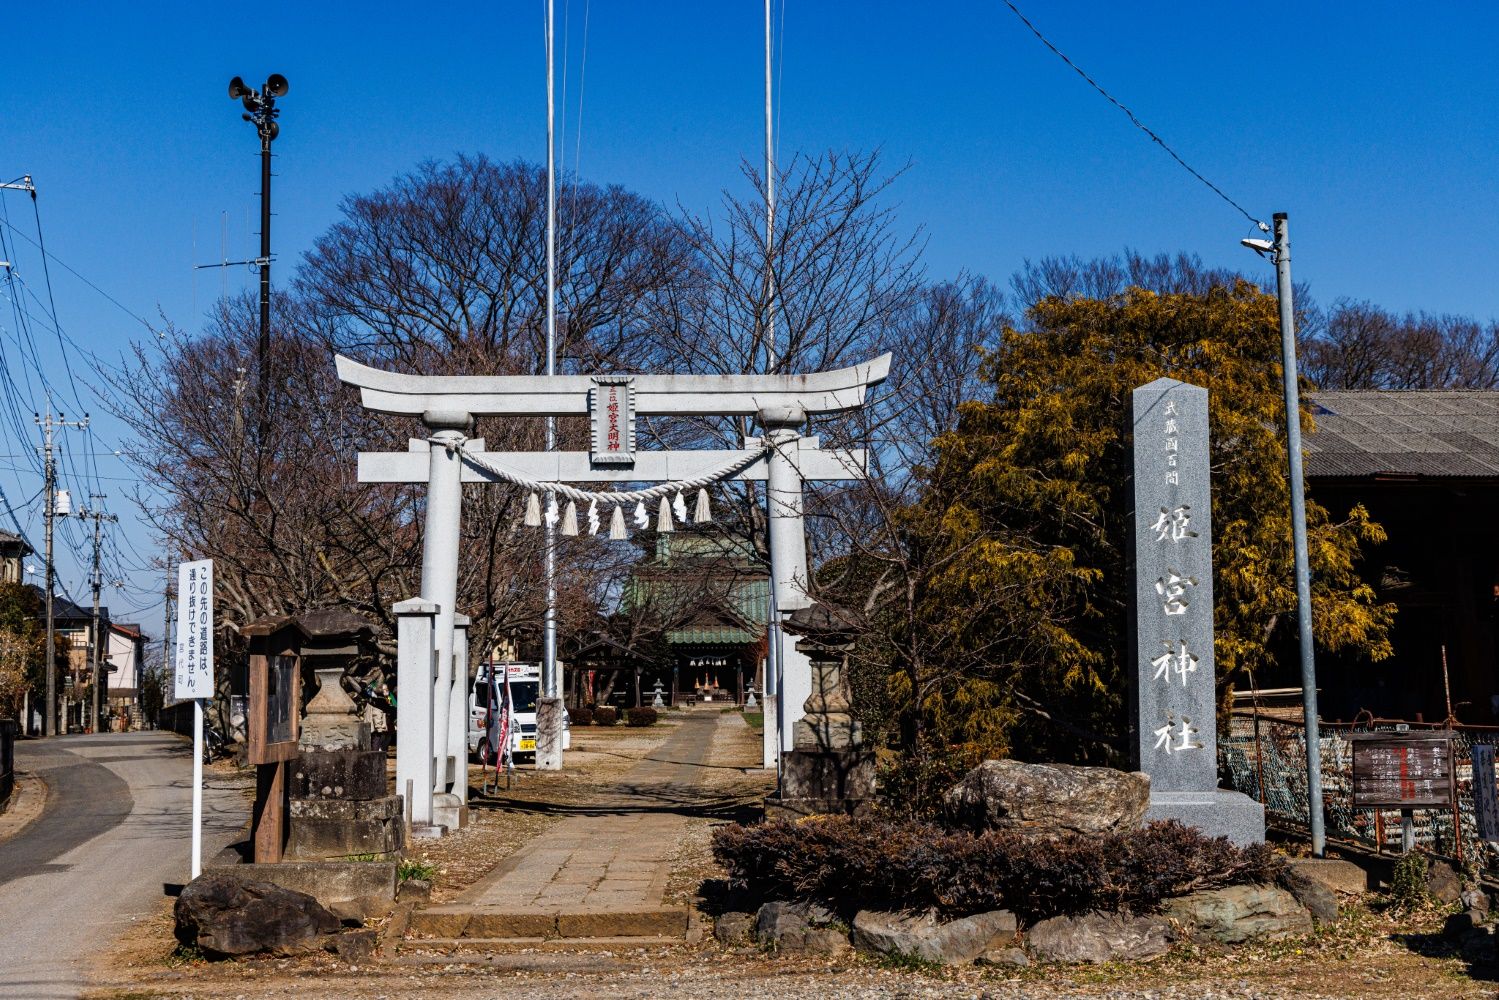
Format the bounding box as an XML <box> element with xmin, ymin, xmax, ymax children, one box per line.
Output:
<box><xmin>998</xmin><ymin>0</ymin><xmax>1268</xmax><ymax>231</ymax></box>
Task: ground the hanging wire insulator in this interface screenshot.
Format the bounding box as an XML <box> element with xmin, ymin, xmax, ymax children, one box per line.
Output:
<box><xmin>657</xmin><ymin>496</ymin><xmax>674</xmax><ymax>533</ymax></box>
<box><xmin>587</xmin><ymin>499</ymin><xmax>600</xmax><ymax>536</ymax></box>
<box><xmin>524</xmin><ymin>492</ymin><xmax>542</xmax><ymax>527</ymax></box>
<box><xmin>544</xmin><ymin>495</ymin><xmax>559</xmax><ymax>527</ymax></box>
<box><xmin>562</xmin><ymin>500</ymin><xmax>578</xmax><ymax>536</ymax></box>
<box><xmin>695</xmin><ymin>487</ymin><xmax>712</xmax><ymax>523</ymax></box>
<box><xmin>633</xmin><ymin>501</ymin><xmax>648</xmax><ymax>528</ymax></box>
<box><xmin>610</xmin><ymin>504</ymin><xmax>627</xmax><ymax>540</ymax></box>
<box><xmin>673</xmin><ymin>490</ymin><xmax>688</xmax><ymax>524</ymax></box>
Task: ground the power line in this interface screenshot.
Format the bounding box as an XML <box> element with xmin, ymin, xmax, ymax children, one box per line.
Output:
<box><xmin>0</xmin><ymin>213</ymin><xmax>156</xmax><ymax>332</ymax></box>
<box><xmin>998</xmin><ymin>0</ymin><xmax>1268</xmax><ymax>232</ymax></box>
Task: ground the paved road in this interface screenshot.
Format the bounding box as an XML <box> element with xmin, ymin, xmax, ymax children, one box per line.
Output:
<box><xmin>0</xmin><ymin>732</ymin><xmax>249</xmax><ymax>999</ymax></box>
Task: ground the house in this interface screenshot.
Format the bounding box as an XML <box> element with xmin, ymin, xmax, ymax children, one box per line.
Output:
<box><xmin>105</xmin><ymin>622</ymin><xmax>148</xmax><ymax>712</ymax></box>
<box><xmin>0</xmin><ymin>531</ymin><xmax>30</xmax><ymax>584</ymax></box>
<box><xmin>28</xmin><ymin>588</ymin><xmax>147</xmax><ymax>728</ymax></box>
<box><xmin>1300</xmin><ymin>390</ymin><xmax>1499</xmax><ymax>724</ymax></box>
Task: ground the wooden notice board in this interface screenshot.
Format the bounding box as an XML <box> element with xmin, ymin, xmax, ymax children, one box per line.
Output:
<box><xmin>242</xmin><ymin>615</ymin><xmax>309</xmax><ymax>863</ymax></box>
<box><xmin>1350</xmin><ymin>731</ymin><xmax>1455</xmax><ymax>809</ymax></box>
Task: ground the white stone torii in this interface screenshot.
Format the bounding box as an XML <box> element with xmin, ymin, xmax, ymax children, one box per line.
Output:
<box><xmin>336</xmin><ymin>353</ymin><xmax>891</xmax><ymax>831</ymax></box>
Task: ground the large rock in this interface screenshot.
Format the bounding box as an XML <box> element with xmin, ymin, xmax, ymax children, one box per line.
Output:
<box><xmin>754</xmin><ymin>901</ymin><xmax>849</xmax><ymax>955</ymax></box>
<box><xmin>1025</xmin><ymin>911</ymin><xmax>1173</xmax><ymax>964</ymax></box>
<box><xmin>1282</xmin><ymin>858</ymin><xmax>1368</xmax><ymax>896</ymax></box>
<box><xmin>1276</xmin><ymin>866</ymin><xmax>1339</xmax><ymax>924</ymax></box>
<box><xmin>945</xmin><ymin>760</ymin><xmax>1149</xmax><ymax>835</ymax></box>
<box><xmin>715</xmin><ymin>911</ymin><xmax>755</xmax><ymax>946</ymax></box>
<box><xmin>174</xmin><ymin>873</ymin><xmax>340</xmax><ymax>957</ymax></box>
<box><xmin>851</xmin><ymin>908</ymin><xmax>1016</xmax><ymax>965</ymax></box>
<box><xmin>1426</xmin><ymin>858</ymin><xmax>1463</xmax><ymax>905</ymax></box>
<box><xmin>1164</xmin><ymin>885</ymin><xmax>1312</xmax><ymax>944</ymax></box>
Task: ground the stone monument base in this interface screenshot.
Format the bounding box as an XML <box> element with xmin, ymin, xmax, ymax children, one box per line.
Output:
<box><xmin>1145</xmin><ymin>789</ymin><xmax>1265</xmax><ymax>847</ymax></box>
<box><xmin>287</xmin><ymin>794</ymin><xmax>406</xmax><ymax>859</ymax></box>
<box><xmin>431</xmin><ymin>791</ymin><xmax>469</xmax><ymax>833</ymax></box>
<box><xmin>764</xmin><ymin>749</ymin><xmax>876</xmax><ymax>821</ymax></box>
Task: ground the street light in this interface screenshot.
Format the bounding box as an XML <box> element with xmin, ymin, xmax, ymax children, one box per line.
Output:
<box><xmin>225</xmin><ymin>73</ymin><xmax>288</xmax><ymax>412</ymax></box>
<box><xmin>1241</xmin><ymin>211</ymin><xmax>1326</xmax><ymax>858</ymax></box>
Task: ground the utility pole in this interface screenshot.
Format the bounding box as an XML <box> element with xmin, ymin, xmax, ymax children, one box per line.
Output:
<box><xmin>224</xmin><ymin>74</ymin><xmax>287</xmax><ymax>425</ymax></box>
<box><xmin>79</xmin><ymin>497</ymin><xmax>117</xmax><ymax>736</ymax></box>
<box><xmin>36</xmin><ymin>407</ymin><xmax>88</xmax><ymax>737</ymax></box>
<box><xmin>1243</xmin><ymin>212</ymin><xmax>1324</xmax><ymax>856</ymax></box>
<box><xmin>1270</xmin><ymin>213</ymin><xmax>1325</xmax><ymax>858</ymax></box>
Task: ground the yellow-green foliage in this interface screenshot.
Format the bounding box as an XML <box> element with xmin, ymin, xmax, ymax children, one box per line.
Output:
<box><xmin>906</xmin><ymin>280</ymin><xmax>1394</xmax><ymax>763</ymax></box>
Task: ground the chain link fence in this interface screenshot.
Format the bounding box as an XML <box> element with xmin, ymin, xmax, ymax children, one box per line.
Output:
<box><xmin>1222</xmin><ymin>712</ymin><xmax>1499</xmax><ymax>873</ymax></box>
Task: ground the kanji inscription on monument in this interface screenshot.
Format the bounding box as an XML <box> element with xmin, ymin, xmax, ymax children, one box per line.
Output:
<box><xmin>1132</xmin><ymin>377</ymin><xmax>1263</xmax><ymax>844</ymax></box>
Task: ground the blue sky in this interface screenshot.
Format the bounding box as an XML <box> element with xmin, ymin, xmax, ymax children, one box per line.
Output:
<box><xmin>2</xmin><ymin>1</ymin><xmax>1497</xmax><ymax>641</ymax></box>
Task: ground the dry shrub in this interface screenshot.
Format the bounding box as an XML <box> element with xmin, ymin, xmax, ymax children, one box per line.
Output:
<box><xmin>710</xmin><ymin>815</ymin><xmax>1281</xmax><ymax>922</ymax></box>
<box><xmin>571</xmin><ymin>706</ymin><xmax>594</xmax><ymax>726</ymax></box>
<box><xmin>625</xmin><ymin>706</ymin><xmax>659</xmax><ymax>727</ymax></box>
<box><xmin>593</xmin><ymin>706</ymin><xmax>618</xmax><ymax>727</ymax></box>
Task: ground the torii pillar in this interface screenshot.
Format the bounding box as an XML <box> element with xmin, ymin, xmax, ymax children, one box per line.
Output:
<box><xmin>762</xmin><ymin>404</ymin><xmax>815</xmax><ymax>767</ymax></box>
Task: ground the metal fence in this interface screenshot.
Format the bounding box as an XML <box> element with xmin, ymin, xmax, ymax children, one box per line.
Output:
<box><xmin>1222</xmin><ymin>712</ymin><xmax>1499</xmax><ymax>872</ymax></box>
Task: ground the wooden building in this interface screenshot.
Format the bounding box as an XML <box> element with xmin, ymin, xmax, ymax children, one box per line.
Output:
<box><xmin>1302</xmin><ymin>390</ymin><xmax>1499</xmax><ymax>724</ymax></box>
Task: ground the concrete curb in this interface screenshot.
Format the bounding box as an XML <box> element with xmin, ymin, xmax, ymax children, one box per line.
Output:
<box><xmin>0</xmin><ymin>773</ymin><xmax>47</xmax><ymax>845</ymax></box>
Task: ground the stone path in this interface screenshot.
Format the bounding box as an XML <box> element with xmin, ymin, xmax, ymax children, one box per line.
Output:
<box><xmin>411</xmin><ymin>707</ymin><xmax>726</xmax><ymax>940</ymax></box>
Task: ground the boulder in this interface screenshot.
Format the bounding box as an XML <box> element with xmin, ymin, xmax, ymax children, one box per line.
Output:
<box><xmin>1024</xmin><ymin>911</ymin><xmax>1173</xmax><ymax>964</ymax></box>
<box><xmin>851</xmin><ymin>908</ymin><xmax>1016</xmax><ymax>965</ymax></box>
<box><xmin>1282</xmin><ymin>858</ymin><xmax>1368</xmax><ymax>896</ymax></box>
<box><xmin>174</xmin><ymin>873</ymin><xmax>340</xmax><ymax>957</ymax></box>
<box><xmin>1425</xmin><ymin>859</ymin><xmax>1463</xmax><ymax>905</ymax></box>
<box><xmin>754</xmin><ymin>901</ymin><xmax>849</xmax><ymax>955</ymax></box>
<box><xmin>398</xmin><ymin>878</ymin><xmax>432</xmax><ymax>904</ymax></box>
<box><xmin>977</xmin><ymin>946</ymin><xmax>1030</xmax><ymax>967</ymax></box>
<box><xmin>715</xmin><ymin>911</ymin><xmax>755</xmax><ymax>946</ymax></box>
<box><xmin>1445</xmin><ymin>909</ymin><xmax>1482</xmax><ymax>939</ymax></box>
<box><xmin>1462</xmin><ymin>887</ymin><xmax>1491</xmax><ymax>919</ymax></box>
<box><xmin>944</xmin><ymin>760</ymin><xmax>1149</xmax><ymax>835</ymax></box>
<box><xmin>1276</xmin><ymin>866</ymin><xmax>1339</xmax><ymax>924</ymax></box>
<box><xmin>1164</xmin><ymin>885</ymin><xmax>1312</xmax><ymax>944</ymax></box>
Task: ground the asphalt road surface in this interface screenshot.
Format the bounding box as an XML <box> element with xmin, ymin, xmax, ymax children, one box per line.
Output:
<box><xmin>0</xmin><ymin>732</ymin><xmax>249</xmax><ymax>999</ymax></box>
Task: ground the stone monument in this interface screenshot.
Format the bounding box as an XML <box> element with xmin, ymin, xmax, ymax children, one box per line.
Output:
<box><xmin>286</xmin><ymin>666</ymin><xmax>404</xmax><ymax>860</ymax></box>
<box><xmin>1131</xmin><ymin>377</ymin><xmax>1264</xmax><ymax>845</ymax></box>
<box><xmin>764</xmin><ymin>602</ymin><xmax>875</xmax><ymax>819</ymax></box>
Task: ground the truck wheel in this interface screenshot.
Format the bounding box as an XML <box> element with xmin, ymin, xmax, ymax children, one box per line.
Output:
<box><xmin>477</xmin><ymin>737</ymin><xmax>491</xmax><ymax>765</ymax></box>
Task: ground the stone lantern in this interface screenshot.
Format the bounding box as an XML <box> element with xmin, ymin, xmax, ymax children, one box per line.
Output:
<box><xmin>764</xmin><ymin>602</ymin><xmax>875</xmax><ymax>819</ymax></box>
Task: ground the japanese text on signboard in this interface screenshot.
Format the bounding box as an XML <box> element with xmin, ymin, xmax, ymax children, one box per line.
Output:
<box><xmin>588</xmin><ymin>376</ymin><xmax>636</xmax><ymax>464</ymax></box>
<box><xmin>174</xmin><ymin>559</ymin><xmax>214</xmax><ymax>700</ymax></box>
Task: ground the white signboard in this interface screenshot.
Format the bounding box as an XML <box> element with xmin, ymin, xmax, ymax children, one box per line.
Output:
<box><xmin>588</xmin><ymin>376</ymin><xmax>636</xmax><ymax>464</ymax></box>
<box><xmin>1474</xmin><ymin>744</ymin><xmax>1499</xmax><ymax>843</ymax></box>
<box><xmin>174</xmin><ymin>559</ymin><xmax>214</xmax><ymax>700</ymax></box>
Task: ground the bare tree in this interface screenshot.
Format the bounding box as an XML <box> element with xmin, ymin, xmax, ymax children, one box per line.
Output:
<box><xmin>1304</xmin><ymin>298</ymin><xmax>1499</xmax><ymax>390</ymax></box>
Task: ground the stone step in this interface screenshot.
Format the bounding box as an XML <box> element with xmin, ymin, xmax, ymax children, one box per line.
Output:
<box><xmin>396</xmin><ymin>935</ymin><xmax>687</xmax><ymax>955</ymax></box>
<box><xmin>407</xmin><ymin>905</ymin><xmax>689</xmax><ymax>941</ymax></box>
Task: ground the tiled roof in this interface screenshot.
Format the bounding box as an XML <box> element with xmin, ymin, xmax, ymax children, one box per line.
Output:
<box><xmin>1306</xmin><ymin>391</ymin><xmax>1499</xmax><ymax>479</ymax></box>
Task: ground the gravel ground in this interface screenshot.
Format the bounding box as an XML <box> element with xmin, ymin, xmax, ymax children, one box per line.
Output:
<box><xmin>83</xmin><ymin>714</ymin><xmax>1496</xmax><ymax>1000</ymax></box>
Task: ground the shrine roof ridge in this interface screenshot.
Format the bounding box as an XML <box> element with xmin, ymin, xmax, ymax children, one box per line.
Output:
<box><xmin>334</xmin><ymin>354</ymin><xmax>892</xmax><ymax>418</ymax></box>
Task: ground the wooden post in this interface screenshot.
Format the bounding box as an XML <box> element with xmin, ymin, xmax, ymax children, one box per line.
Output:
<box><xmin>253</xmin><ymin>761</ymin><xmax>286</xmax><ymax>863</ymax></box>
<box><xmin>244</xmin><ymin>616</ymin><xmax>306</xmax><ymax>864</ymax></box>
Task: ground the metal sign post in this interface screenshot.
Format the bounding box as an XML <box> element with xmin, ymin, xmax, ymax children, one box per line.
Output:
<box><xmin>174</xmin><ymin>558</ymin><xmax>215</xmax><ymax>878</ymax></box>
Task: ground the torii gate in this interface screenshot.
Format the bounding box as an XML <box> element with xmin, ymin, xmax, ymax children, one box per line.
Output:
<box><xmin>336</xmin><ymin>354</ymin><xmax>891</xmax><ymax>831</ymax></box>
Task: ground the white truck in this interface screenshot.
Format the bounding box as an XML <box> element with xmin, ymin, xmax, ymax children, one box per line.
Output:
<box><xmin>468</xmin><ymin>662</ymin><xmax>570</xmax><ymax>762</ymax></box>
